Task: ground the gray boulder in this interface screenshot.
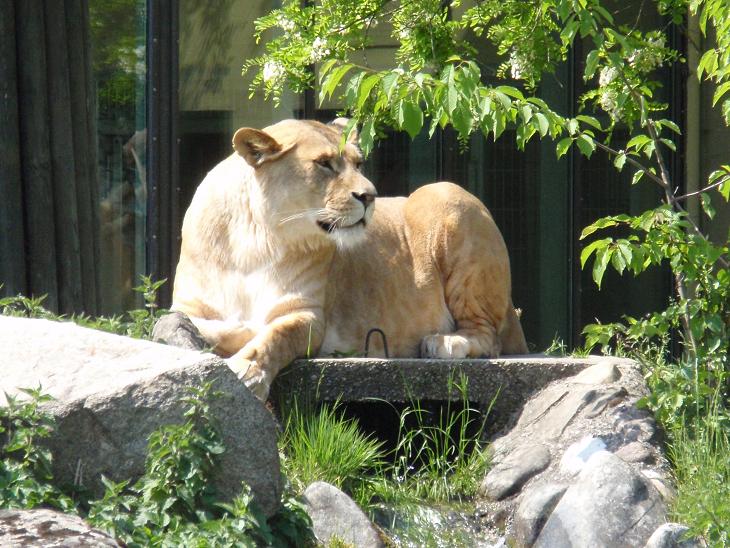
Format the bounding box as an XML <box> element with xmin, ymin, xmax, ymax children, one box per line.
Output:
<box><xmin>0</xmin><ymin>508</ymin><xmax>119</xmax><ymax>547</ymax></box>
<box><xmin>534</xmin><ymin>451</ymin><xmax>666</xmax><ymax>547</ymax></box>
<box><xmin>0</xmin><ymin>315</ymin><xmax>281</xmax><ymax>517</ymax></box>
<box><xmin>152</xmin><ymin>311</ymin><xmax>208</xmax><ymax>351</ymax></box>
<box><xmin>303</xmin><ymin>481</ymin><xmax>384</xmax><ymax>547</ymax></box>
<box><xmin>644</xmin><ymin>523</ymin><xmax>703</xmax><ymax>548</ymax></box>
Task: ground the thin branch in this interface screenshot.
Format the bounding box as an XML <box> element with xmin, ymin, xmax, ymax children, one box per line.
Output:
<box><xmin>592</xmin><ymin>140</ymin><xmax>665</xmax><ymax>186</ymax></box>
<box><xmin>674</xmin><ymin>177</ymin><xmax>729</xmax><ymax>201</ymax></box>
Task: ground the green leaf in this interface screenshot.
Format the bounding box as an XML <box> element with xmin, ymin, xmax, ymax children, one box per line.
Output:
<box><xmin>632</xmin><ymin>170</ymin><xmax>644</xmax><ymax>185</ymax></box>
<box><xmin>720</xmin><ymin>179</ymin><xmax>730</xmax><ymax>201</ymax></box>
<box><xmin>521</xmin><ymin>105</ymin><xmax>533</xmax><ymax>123</ymax></box>
<box><xmin>495</xmin><ymin>86</ymin><xmax>524</xmax><ymax>100</ymax></box>
<box><xmin>584</xmin><ymin>50</ymin><xmax>600</xmax><ymax>80</ymax></box>
<box><xmin>610</xmin><ymin>244</ymin><xmax>627</xmax><ymax>274</ymax></box>
<box><xmin>556</xmin><ymin>137</ymin><xmax>573</xmax><ymax>158</ymax></box>
<box><xmin>446</xmin><ymin>65</ymin><xmax>458</xmax><ymax>115</ymax></box>
<box><xmin>614</xmin><ymin>153</ymin><xmax>627</xmax><ymax>171</ymax></box>
<box><xmin>567</xmin><ymin>118</ymin><xmax>579</xmax><ymax>135</ymax></box>
<box><xmin>452</xmin><ymin>105</ymin><xmax>473</xmax><ymax>138</ymax></box>
<box><xmin>381</xmin><ymin>72</ymin><xmax>400</xmax><ymax>100</ymax></box>
<box><xmin>580</xmin><ymin>237</ymin><xmax>611</xmax><ymax>267</ymax></box>
<box><xmin>657</xmin><ymin>119</ymin><xmax>681</xmax><ymax>135</ymax></box>
<box><xmin>534</xmin><ymin>113</ymin><xmax>549</xmax><ymax>137</ymax></box>
<box><xmin>712</xmin><ymin>81</ymin><xmax>730</xmax><ymax>107</ymax></box>
<box><xmin>626</xmin><ymin>134</ymin><xmax>652</xmax><ymax>151</ymax></box>
<box><xmin>319</xmin><ymin>64</ymin><xmax>353</xmax><ymax>103</ymax></box>
<box><xmin>360</xmin><ymin>119</ymin><xmax>376</xmax><ymax>156</ymax></box>
<box><xmin>580</xmin><ymin>218</ymin><xmax>618</xmax><ymax>239</ymax></box>
<box><xmin>701</xmin><ymin>192</ymin><xmax>716</xmax><ymax>219</ymax></box>
<box><xmin>576</xmin><ymin>115</ymin><xmax>602</xmax><ymax>130</ymax></box>
<box><xmin>593</xmin><ymin>247</ymin><xmax>613</xmax><ymax>288</ymax></box>
<box><xmin>400</xmin><ymin>100</ymin><xmax>423</xmax><ymax>139</ymax></box>
<box><xmin>493</xmin><ymin>90</ymin><xmax>512</xmax><ymax>110</ymax></box>
<box><xmin>576</xmin><ymin>134</ymin><xmax>595</xmax><ymax>158</ymax></box>
<box><xmin>356</xmin><ymin>74</ymin><xmax>381</xmax><ymax>110</ymax></box>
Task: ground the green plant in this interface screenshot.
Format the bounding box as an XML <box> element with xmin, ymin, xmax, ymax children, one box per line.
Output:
<box><xmin>384</xmin><ymin>374</ymin><xmax>492</xmax><ymax>504</ymax></box>
<box><xmin>669</xmin><ymin>404</ymin><xmax>730</xmax><ymax>545</ymax></box>
<box><xmin>0</xmin><ymin>387</ymin><xmax>75</xmax><ymax>512</ymax></box>
<box><xmin>87</xmin><ymin>382</ymin><xmax>315</xmax><ymax>547</ymax></box>
<box><xmin>78</xmin><ymin>275</ymin><xmax>168</xmax><ymax>340</ymax></box>
<box><xmin>280</xmin><ymin>399</ymin><xmax>386</xmax><ymax>507</ymax></box>
<box><xmin>0</xmin><ymin>290</ymin><xmax>58</xmax><ymax>320</ymax></box>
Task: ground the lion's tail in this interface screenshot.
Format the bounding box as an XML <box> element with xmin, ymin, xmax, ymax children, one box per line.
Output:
<box><xmin>500</xmin><ymin>303</ymin><xmax>529</xmax><ymax>355</ymax></box>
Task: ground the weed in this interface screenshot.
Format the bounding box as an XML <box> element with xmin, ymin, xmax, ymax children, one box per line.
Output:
<box><xmin>87</xmin><ymin>382</ymin><xmax>315</xmax><ymax>546</ymax></box>
<box><xmin>0</xmin><ymin>387</ymin><xmax>75</xmax><ymax>512</ymax></box>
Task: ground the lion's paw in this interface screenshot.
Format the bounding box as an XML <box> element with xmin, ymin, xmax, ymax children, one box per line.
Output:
<box><xmin>420</xmin><ymin>334</ymin><xmax>471</xmax><ymax>359</ymax></box>
<box><xmin>225</xmin><ymin>357</ymin><xmax>272</xmax><ymax>401</ymax></box>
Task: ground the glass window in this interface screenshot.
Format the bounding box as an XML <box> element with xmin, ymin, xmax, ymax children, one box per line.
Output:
<box><xmin>178</xmin><ymin>1</ymin><xmax>304</xmax><ymax>211</ymax></box>
<box><xmin>90</xmin><ymin>0</ymin><xmax>147</xmax><ymax>313</ymax></box>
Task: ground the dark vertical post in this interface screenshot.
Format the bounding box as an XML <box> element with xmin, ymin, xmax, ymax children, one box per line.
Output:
<box><xmin>81</xmin><ymin>0</ymin><xmax>102</xmax><ymax>311</ymax></box>
<box><xmin>15</xmin><ymin>1</ymin><xmax>59</xmax><ymax>310</ymax></box>
<box><xmin>147</xmin><ymin>0</ymin><xmax>179</xmax><ymax>307</ymax></box>
<box><xmin>538</xmin><ymin>56</ymin><xmax>573</xmax><ymax>348</ymax></box>
<box><xmin>44</xmin><ymin>1</ymin><xmax>84</xmax><ymax>313</ymax></box>
<box><xmin>0</xmin><ymin>0</ymin><xmax>26</xmax><ymax>297</ymax></box>
<box><xmin>66</xmin><ymin>0</ymin><xmax>99</xmax><ymax>314</ymax></box>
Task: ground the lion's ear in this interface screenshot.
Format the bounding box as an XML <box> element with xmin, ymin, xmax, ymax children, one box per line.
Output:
<box><xmin>328</xmin><ymin>117</ymin><xmax>359</xmax><ymax>146</ymax></box>
<box><xmin>232</xmin><ymin>128</ymin><xmax>293</xmax><ymax>167</ymax></box>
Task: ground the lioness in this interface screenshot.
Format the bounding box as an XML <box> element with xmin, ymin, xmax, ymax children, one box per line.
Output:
<box><xmin>171</xmin><ymin>119</ymin><xmax>527</xmax><ymax>400</ymax></box>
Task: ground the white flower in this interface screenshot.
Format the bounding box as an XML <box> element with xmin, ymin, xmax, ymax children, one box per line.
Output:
<box><xmin>599</xmin><ymin>66</ymin><xmax>618</xmax><ymax>87</ymax></box>
<box><xmin>309</xmin><ymin>37</ymin><xmax>331</xmax><ymax>63</ymax></box>
<box><xmin>276</xmin><ymin>14</ymin><xmax>295</xmax><ymax>32</ymax></box>
<box><xmin>509</xmin><ymin>50</ymin><xmax>532</xmax><ymax>80</ymax></box>
<box><xmin>262</xmin><ymin>60</ymin><xmax>285</xmax><ymax>84</ymax></box>
<box><xmin>599</xmin><ymin>89</ymin><xmax>622</xmax><ymax>120</ymax></box>
<box><xmin>628</xmin><ymin>36</ymin><xmax>665</xmax><ymax>73</ymax></box>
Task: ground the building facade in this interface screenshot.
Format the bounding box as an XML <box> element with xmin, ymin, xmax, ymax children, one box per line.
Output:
<box><xmin>1</xmin><ymin>1</ymin><xmax>728</xmax><ymax>350</ymax></box>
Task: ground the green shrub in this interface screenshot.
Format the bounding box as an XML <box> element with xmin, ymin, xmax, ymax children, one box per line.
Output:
<box><xmin>0</xmin><ymin>387</ymin><xmax>75</xmax><ymax>512</ymax></box>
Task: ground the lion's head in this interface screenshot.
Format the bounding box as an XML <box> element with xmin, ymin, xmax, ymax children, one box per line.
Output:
<box><xmin>232</xmin><ymin>119</ymin><xmax>377</xmax><ymax>247</ymax></box>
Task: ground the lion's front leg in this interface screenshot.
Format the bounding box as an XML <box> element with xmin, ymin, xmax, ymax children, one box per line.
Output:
<box><xmin>226</xmin><ymin>310</ymin><xmax>324</xmax><ymax>400</ymax></box>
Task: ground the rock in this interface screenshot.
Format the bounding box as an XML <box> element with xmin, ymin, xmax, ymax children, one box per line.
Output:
<box><xmin>512</xmin><ymin>384</ymin><xmax>597</xmax><ymax>440</ymax></box>
<box><xmin>615</xmin><ymin>441</ymin><xmax>654</xmax><ymax>463</ymax></box>
<box><xmin>511</xmin><ymin>483</ymin><xmax>567</xmax><ymax>547</ymax></box>
<box><xmin>0</xmin><ymin>315</ymin><xmax>282</xmax><ymax>517</ymax></box>
<box><xmin>534</xmin><ymin>451</ymin><xmax>666</xmax><ymax>547</ymax></box>
<box><xmin>641</xmin><ymin>469</ymin><xmax>676</xmax><ymax>501</ymax></box>
<box><xmin>152</xmin><ymin>311</ymin><xmax>208</xmax><ymax>351</ymax></box>
<box><xmin>481</xmin><ymin>444</ymin><xmax>551</xmax><ymax>501</ymax></box>
<box><xmin>572</xmin><ymin>359</ymin><xmax>621</xmax><ymax>384</ymax></box>
<box><xmin>644</xmin><ymin>523</ymin><xmax>702</xmax><ymax>548</ymax></box>
<box><xmin>0</xmin><ymin>508</ymin><xmax>119</xmax><ymax>547</ymax></box>
<box><xmin>303</xmin><ymin>481</ymin><xmax>384</xmax><ymax>547</ymax></box>
<box><xmin>559</xmin><ymin>436</ymin><xmax>607</xmax><ymax>475</ymax></box>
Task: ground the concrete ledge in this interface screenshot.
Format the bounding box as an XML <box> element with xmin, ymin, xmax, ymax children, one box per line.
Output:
<box><xmin>271</xmin><ymin>355</ymin><xmax>605</xmax><ymax>430</ymax></box>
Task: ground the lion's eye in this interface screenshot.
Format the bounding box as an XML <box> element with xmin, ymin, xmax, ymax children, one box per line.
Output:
<box><xmin>315</xmin><ymin>158</ymin><xmax>335</xmax><ymax>172</ymax></box>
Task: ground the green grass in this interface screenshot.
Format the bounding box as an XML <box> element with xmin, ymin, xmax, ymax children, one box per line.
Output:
<box><xmin>279</xmin><ymin>373</ymin><xmax>493</xmax><ymax>526</ymax></box>
<box><xmin>668</xmin><ymin>404</ymin><xmax>730</xmax><ymax>546</ymax></box>
<box><xmin>279</xmin><ymin>399</ymin><xmax>386</xmax><ymax>508</ymax></box>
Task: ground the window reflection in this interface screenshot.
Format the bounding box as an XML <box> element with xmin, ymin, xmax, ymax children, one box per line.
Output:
<box><xmin>90</xmin><ymin>0</ymin><xmax>147</xmax><ymax>313</ymax></box>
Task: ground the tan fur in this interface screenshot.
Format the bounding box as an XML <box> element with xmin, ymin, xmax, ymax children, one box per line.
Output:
<box><xmin>172</xmin><ymin>119</ymin><xmax>528</xmax><ymax>400</ymax></box>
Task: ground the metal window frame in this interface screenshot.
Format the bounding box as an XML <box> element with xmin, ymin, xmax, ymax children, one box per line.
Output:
<box><xmin>146</xmin><ymin>0</ymin><xmax>180</xmax><ymax>306</ymax></box>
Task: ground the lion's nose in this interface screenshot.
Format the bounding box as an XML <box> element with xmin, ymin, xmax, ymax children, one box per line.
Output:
<box><xmin>352</xmin><ymin>191</ymin><xmax>376</xmax><ymax>207</ymax></box>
